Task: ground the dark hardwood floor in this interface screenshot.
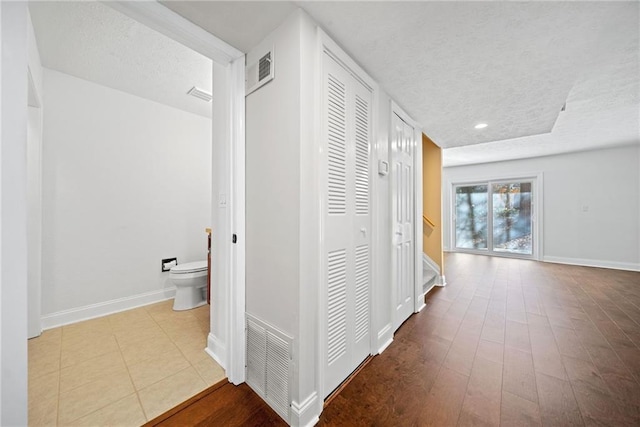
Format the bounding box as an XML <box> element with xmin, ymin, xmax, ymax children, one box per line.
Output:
<box><xmin>152</xmin><ymin>253</ymin><xmax>640</xmax><ymax>426</ymax></box>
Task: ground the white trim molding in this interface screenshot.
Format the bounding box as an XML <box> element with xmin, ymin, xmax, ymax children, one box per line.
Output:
<box><xmin>40</xmin><ymin>288</ymin><xmax>176</xmax><ymax>330</ymax></box>
<box><xmin>543</xmin><ymin>256</ymin><xmax>640</xmax><ymax>272</ymax></box>
<box><xmin>423</xmin><ymin>253</ymin><xmax>441</xmax><ymax>275</ymax></box>
<box><xmin>422</xmin><ymin>253</ymin><xmax>446</xmax><ymax>288</ymax></box>
<box><xmin>206</xmin><ymin>333</ymin><xmax>226</xmax><ymax>369</ymax></box>
<box><xmin>291</xmin><ymin>392</ymin><xmax>320</xmax><ymax>427</ymax></box>
<box><xmin>1</xmin><ymin>2</ymin><xmax>29</xmax><ymax>424</ymax></box>
<box><xmin>376</xmin><ymin>323</ymin><xmax>393</xmax><ymax>354</ymax></box>
<box><xmin>105</xmin><ymin>1</ymin><xmax>243</xmax><ymax>63</ymax></box>
<box><xmin>228</xmin><ymin>55</ymin><xmax>247</xmax><ymax>385</ymax></box>
<box><xmin>106</xmin><ymin>1</ymin><xmax>247</xmax><ymax>385</ymax></box>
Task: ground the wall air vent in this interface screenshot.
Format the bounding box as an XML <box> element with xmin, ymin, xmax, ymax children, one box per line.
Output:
<box><xmin>187</xmin><ymin>86</ymin><xmax>212</xmax><ymax>103</ymax></box>
<box><xmin>246</xmin><ymin>49</ymin><xmax>274</xmax><ymax>95</ymax></box>
<box><xmin>246</xmin><ymin>313</ymin><xmax>292</xmax><ymax>423</ymax></box>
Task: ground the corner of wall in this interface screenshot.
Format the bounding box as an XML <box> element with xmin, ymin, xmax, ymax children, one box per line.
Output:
<box><xmin>291</xmin><ymin>391</ymin><xmax>320</xmax><ymax>427</ymax></box>
<box><xmin>26</xmin><ymin>8</ymin><xmax>43</xmax><ymax>102</ymax></box>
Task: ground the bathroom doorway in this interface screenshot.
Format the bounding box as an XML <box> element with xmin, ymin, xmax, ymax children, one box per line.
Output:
<box><xmin>25</xmin><ymin>1</ymin><xmax>244</xmax><ymax>423</ymax></box>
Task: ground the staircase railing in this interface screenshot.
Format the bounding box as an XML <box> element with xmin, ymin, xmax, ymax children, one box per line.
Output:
<box><xmin>422</xmin><ymin>214</ymin><xmax>436</xmax><ymax>228</ymax></box>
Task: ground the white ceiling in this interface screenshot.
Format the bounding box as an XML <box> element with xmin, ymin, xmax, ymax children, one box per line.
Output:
<box><xmin>29</xmin><ymin>1</ymin><xmax>639</xmax><ymax>165</ymax></box>
<box><xmin>159</xmin><ymin>1</ymin><xmax>299</xmax><ymax>54</ymax></box>
<box><xmin>162</xmin><ymin>0</ymin><xmax>639</xmax><ymax>166</ymax></box>
<box><xmin>29</xmin><ymin>1</ymin><xmax>213</xmax><ymax>118</ymax></box>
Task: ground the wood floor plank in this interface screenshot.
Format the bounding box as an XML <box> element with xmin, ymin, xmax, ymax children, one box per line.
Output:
<box><xmin>475</xmin><ymin>339</ymin><xmax>504</xmax><ymax>365</ymax></box>
<box><xmin>503</xmin><ymin>347</ymin><xmax>538</xmax><ymax>403</ymax></box>
<box><xmin>419</xmin><ymin>367</ymin><xmax>470</xmax><ymax>426</ymax></box>
<box><xmin>528</xmin><ymin>323</ymin><xmax>567</xmax><ymax>380</ymax></box>
<box><xmin>500</xmin><ymin>390</ymin><xmax>542</xmax><ymax>426</ymax></box>
<box><xmin>536</xmin><ymin>372</ymin><xmax>583</xmax><ymax>426</ymax></box>
<box><xmin>504</xmin><ymin>320</ymin><xmax>531</xmax><ymax>352</ymax></box>
<box><xmin>551</xmin><ymin>325</ymin><xmax>591</xmax><ymax>361</ymax></box>
<box><xmin>571</xmin><ymin>382</ymin><xmax>632</xmax><ymax>426</ymax></box>
<box><xmin>458</xmin><ymin>357</ymin><xmax>502</xmax><ymax>426</ymax></box>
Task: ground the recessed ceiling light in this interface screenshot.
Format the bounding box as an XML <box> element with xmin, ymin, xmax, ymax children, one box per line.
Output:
<box><xmin>474</xmin><ymin>123</ymin><xmax>488</xmax><ymax>129</ymax></box>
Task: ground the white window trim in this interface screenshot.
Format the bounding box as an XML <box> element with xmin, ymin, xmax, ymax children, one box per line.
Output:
<box><xmin>446</xmin><ymin>172</ymin><xmax>544</xmax><ymax>261</ymax></box>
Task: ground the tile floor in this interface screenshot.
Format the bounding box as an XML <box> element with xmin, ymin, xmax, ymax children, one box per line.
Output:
<box><xmin>28</xmin><ymin>301</ymin><xmax>225</xmax><ymax>426</ymax></box>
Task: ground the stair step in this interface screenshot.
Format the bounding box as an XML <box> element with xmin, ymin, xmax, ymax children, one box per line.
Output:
<box><xmin>423</xmin><ymin>269</ymin><xmax>437</xmax><ymax>284</ymax></box>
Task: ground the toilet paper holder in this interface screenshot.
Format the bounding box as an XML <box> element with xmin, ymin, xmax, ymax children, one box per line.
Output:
<box><xmin>161</xmin><ymin>257</ymin><xmax>178</xmax><ymax>272</ymax></box>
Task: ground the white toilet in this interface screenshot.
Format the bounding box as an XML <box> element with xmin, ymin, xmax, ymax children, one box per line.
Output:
<box><xmin>170</xmin><ymin>260</ymin><xmax>208</xmax><ymax>311</ymax></box>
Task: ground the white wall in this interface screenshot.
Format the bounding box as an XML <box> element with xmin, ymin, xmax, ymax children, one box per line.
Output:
<box><xmin>0</xmin><ymin>2</ymin><xmax>29</xmax><ymax>424</ymax></box>
<box><xmin>246</xmin><ymin>11</ymin><xmax>315</xmax><ymax>421</ymax></box>
<box><xmin>27</xmin><ymin>106</ymin><xmax>42</xmax><ymax>338</ymax></box>
<box><xmin>27</xmin><ymin>10</ymin><xmax>43</xmax><ymax>105</ymax></box>
<box><xmin>443</xmin><ymin>144</ymin><xmax>640</xmax><ymax>271</ymax></box>
<box><xmin>374</xmin><ymin>90</ymin><xmax>394</xmax><ymax>351</ymax></box>
<box><xmin>27</xmin><ymin>9</ymin><xmax>44</xmax><ymax>338</ymax></box>
<box><xmin>41</xmin><ymin>68</ymin><xmax>212</xmax><ymax>325</ymax></box>
<box><xmin>245</xmin><ymin>12</ymin><xmax>301</xmax><ymax>338</ymax></box>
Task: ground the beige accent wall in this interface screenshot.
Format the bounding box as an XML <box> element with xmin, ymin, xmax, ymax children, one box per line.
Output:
<box><xmin>422</xmin><ymin>134</ymin><xmax>443</xmax><ymax>273</ymax></box>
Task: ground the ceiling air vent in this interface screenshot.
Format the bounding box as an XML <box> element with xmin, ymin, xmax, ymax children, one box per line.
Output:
<box><xmin>187</xmin><ymin>86</ymin><xmax>212</xmax><ymax>103</ymax></box>
<box><xmin>246</xmin><ymin>49</ymin><xmax>274</xmax><ymax>95</ymax></box>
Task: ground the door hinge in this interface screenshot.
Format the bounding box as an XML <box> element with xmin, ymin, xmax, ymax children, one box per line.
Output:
<box><xmin>232</xmin><ymin>234</ymin><xmax>237</xmax><ymax>244</ymax></box>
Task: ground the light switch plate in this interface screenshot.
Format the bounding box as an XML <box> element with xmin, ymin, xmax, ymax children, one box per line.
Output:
<box><xmin>378</xmin><ymin>160</ymin><xmax>389</xmax><ymax>176</ymax></box>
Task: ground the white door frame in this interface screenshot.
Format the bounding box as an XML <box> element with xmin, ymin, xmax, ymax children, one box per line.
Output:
<box><xmin>108</xmin><ymin>1</ymin><xmax>247</xmax><ymax>384</ymax></box>
<box><xmin>389</xmin><ymin>102</ymin><xmax>424</xmax><ymax>325</ymax></box>
<box><xmin>1</xmin><ymin>2</ymin><xmax>29</xmax><ymax>423</ymax></box>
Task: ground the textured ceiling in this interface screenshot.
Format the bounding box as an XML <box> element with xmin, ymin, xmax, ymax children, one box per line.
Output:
<box><xmin>300</xmin><ymin>1</ymin><xmax>638</xmax><ymax>148</ymax></box>
<box><xmin>29</xmin><ymin>1</ymin><xmax>213</xmax><ymax>118</ymax></box>
<box><xmin>164</xmin><ymin>1</ymin><xmax>638</xmax><ymax>165</ymax></box>
<box><xmin>29</xmin><ymin>1</ymin><xmax>639</xmax><ymax>164</ymax></box>
<box><xmin>160</xmin><ymin>1</ymin><xmax>298</xmax><ymax>53</ymax></box>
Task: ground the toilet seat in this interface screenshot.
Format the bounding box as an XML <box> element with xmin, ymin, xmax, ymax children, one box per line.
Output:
<box><xmin>170</xmin><ymin>260</ymin><xmax>207</xmax><ymax>274</ymax></box>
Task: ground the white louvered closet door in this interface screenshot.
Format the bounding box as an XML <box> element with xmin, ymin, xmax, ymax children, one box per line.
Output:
<box><xmin>323</xmin><ymin>53</ymin><xmax>372</xmax><ymax>398</ymax></box>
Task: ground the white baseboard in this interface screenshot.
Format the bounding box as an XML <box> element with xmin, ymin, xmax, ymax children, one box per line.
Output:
<box><xmin>207</xmin><ymin>332</ymin><xmax>227</xmax><ymax>370</ymax></box>
<box><xmin>377</xmin><ymin>323</ymin><xmax>393</xmax><ymax>354</ymax></box>
<box><xmin>291</xmin><ymin>391</ymin><xmax>320</xmax><ymax>427</ymax></box>
<box><xmin>41</xmin><ymin>287</ymin><xmax>176</xmax><ymax>330</ymax></box>
<box><xmin>425</xmin><ymin>282</ymin><xmax>437</xmax><ymax>295</ymax></box>
<box><xmin>436</xmin><ymin>274</ymin><xmax>447</xmax><ymax>287</ymax></box>
<box><xmin>543</xmin><ymin>256</ymin><xmax>640</xmax><ymax>272</ymax></box>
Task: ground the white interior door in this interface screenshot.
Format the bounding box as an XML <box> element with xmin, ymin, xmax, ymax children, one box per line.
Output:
<box><xmin>391</xmin><ymin>112</ymin><xmax>414</xmax><ymax>331</ymax></box>
<box><xmin>323</xmin><ymin>52</ymin><xmax>372</xmax><ymax>398</ymax></box>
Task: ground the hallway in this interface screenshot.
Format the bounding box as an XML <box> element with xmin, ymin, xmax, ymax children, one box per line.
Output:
<box><xmin>320</xmin><ymin>253</ymin><xmax>640</xmax><ymax>425</ymax></box>
<box><xmin>158</xmin><ymin>253</ymin><xmax>640</xmax><ymax>426</ymax></box>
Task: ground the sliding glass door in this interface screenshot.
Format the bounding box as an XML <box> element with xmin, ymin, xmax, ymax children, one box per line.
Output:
<box><xmin>454</xmin><ymin>180</ymin><xmax>533</xmax><ymax>257</ymax></box>
<box><xmin>455</xmin><ymin>185</ymin><xmax>488</xmax><ymax>250</ymax></box>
